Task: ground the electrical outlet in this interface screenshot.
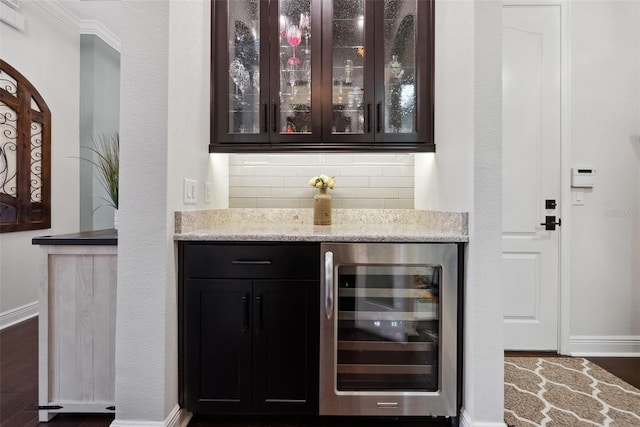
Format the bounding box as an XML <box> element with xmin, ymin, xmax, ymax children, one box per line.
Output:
<box><xmin>184</xmin><ymin>178</ymin><xmax>198</xmax><ymax>204</ymax></box>
<box><xmin>204</xmin><ymin>182</ymin><xmax>212</xmax><ymax>204</ymax></box>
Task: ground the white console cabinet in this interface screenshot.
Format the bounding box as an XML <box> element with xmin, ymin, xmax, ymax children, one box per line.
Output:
<box><xmin>34</xmin><ymin>231</ymin><xmax>117</xmax><ymax>422</ymax></box>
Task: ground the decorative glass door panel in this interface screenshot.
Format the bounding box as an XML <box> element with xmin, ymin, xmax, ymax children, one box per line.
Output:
<box><xmin>383</xmin><ymin>0</ymin><xmax>417</xmax><ymax>134</ymax></box>
<box><xmin>278</xmin><ymin>0</ymin><xmax>312</xmax><ymax>134</ymax></box>
<box><xmin>336</xmin><ymin>264</ymin><xmax>440</xmax><ymax>392</ymax></box>
<box><xmin>227</xmin><ymin>0</ymin><xmax>261</xmax><ymax>134</ymax></box>
<box><xmin>331</xmin><ymin>0</ymin><xmax>366</xmax><ymax>135</ymax></box>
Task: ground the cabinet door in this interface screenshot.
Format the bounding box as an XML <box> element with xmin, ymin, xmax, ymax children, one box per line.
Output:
<box><xmin>252</xmin><ymin>280</ymin><xmax>319</xmax><ymax>414</ymax></box>
<box><xmin>372</xmin><ymin>0</ymin><xmax>433</xmax><ymax>147</ymax></box>
<box><xmin>322</xmin><ymin>0</ymin><xmax>375</xmax><ymax>144</ymax></box>
<box><xmin>212</xmin><ymin>0</ymin><xmax>269</xmax><ymax>145</ymax></box>
<box><xmin>184</xmin><ymin>279</ymin><xmax>253</xmax><ymax>413</ymax></box>
<box><xmin>269</xmin><ymin>0</ymin><xmax>323</xmax><ymax>144</ymax></box>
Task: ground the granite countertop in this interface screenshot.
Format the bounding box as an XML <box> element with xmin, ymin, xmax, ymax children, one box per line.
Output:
<box><xmin>32</xmin><ymin>229</ymin><xmax>118</xmax><ymax>245</ymax></box>
<box><xmin>174</xmin><ymin>209</ymin><xmax>468</xmax><ymax>243</ymax></box>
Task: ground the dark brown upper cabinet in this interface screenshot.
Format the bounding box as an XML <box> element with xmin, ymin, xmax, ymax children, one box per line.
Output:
<box><xmin>210</xmin><ymin>0</ymin><xmax>434</xmax><ymax>153</ymax></box>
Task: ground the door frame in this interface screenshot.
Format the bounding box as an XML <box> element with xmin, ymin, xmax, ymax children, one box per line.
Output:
<box><xmin>502</xmin><ymin>0</ymin><xmax>572</xmax><ymax>354</ymax></box>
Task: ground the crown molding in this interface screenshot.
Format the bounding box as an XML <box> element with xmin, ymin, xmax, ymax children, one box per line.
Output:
<box><xmin>34</xmin><ymin>0</ymin><xmax>121</xmax><ymax>52</ymax></box>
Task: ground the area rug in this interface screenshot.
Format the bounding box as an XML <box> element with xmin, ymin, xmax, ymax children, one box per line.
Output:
<box><xmin>505</xmin><ymin>357</ymin><xmax>640</xmax><ymax>427</ymax></box>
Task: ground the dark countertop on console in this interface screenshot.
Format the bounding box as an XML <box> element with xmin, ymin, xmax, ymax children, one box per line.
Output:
<box><xmin>32</xmin><ymin>229</ymin><xmax>117</xmax><ymax>246</ymax></box>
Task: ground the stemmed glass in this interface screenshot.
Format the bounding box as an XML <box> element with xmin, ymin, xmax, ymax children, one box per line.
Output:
<box><xmin>299</xmin><ymin>12</ymin><xmax>310</xmax><ymax>54</ymax></box>
<box><xmin>287</xmin><ymin>25</ymin><xmax>302</xmax><ymax>66</ymax></box>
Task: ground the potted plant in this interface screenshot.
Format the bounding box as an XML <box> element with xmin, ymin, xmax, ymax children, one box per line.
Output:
<box><xmin>81</xmin><ymin>133</ymin><xmax>119</xmax><ymax>226</ymax></box>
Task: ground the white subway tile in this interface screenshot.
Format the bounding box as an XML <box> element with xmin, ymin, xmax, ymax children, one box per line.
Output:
<box><xmin>383</xmin><ymin>166</ymin><xmax>414</xmax><ymax>177</ymax></box>
<box><xmin>370</xmin><ymin>176</ymin><xmax>415</xmax><ymax>188</ymax></box>
<box><xmin>254</xmin><ymin>166</ymin><xmax>299</xmax><ymax>176</ymax></box>
<box><xmin>229</xmin><ymin>198</ymin><xmax>257</xmax><ymax>208</ymax></box>
<box><xmin>228</xmin><ymin>176</ymin><xmax>243</xmax><ymax>187</ymax></box>
<box><xmin>271</xmin><ymin>187</ymin><xmax>316</xmax><ymax>198</ymax></box>
<box><xmin>385</xmin><ymin>199</ymin><xmax>414</xmax><ymax>209</ymax></box>
<box><xmin>229</xmin><ymin>165</ymin><xmax>254</xmax><ymax>176</ymax></box>
<box><xmin>267</xmin><ymin>154</ymin><xmax>313</xmax><ymax>165</ymax></box>
<box><xmin>398</xmin><ymin>188</ymin><xmax>414</xmax><ymax>198</ymax></box>
<box><xmin>338</xmin><ymin>166</ymin><xmax>384</xmax><ymax>177</ymax></box>
<box><xmin>257</xmin><ymin>198</ymin><xmax>301</xmax><ymax>208</ymax></box>
<box><xmin>337</xmin><ymin>188</ymin><xmax>398</xmax><ymax>198</ymax></box>
<box><xmin>334</xmin><ymin>176</ymin><xmax>370</xmax><ymax>187</ymax></box>
<box><xmin>230</xmin><ymin>154</ymin><xmax>269</xmax><ymax>165</ymax></box>
<box><xmin>229</xmin><ymin>187</ymin><xmax>268</xmax><ymax>198</ymax></box>
<box><xmin>242</xmin><ymin>176</ymin><xmax>284</xmax><ymax>187</ymax></box>
<box><xmin>342</xmin><ymin>199</ymin><xmax>386</xmax><ymax>209</ymax></box>
<box><xmin>300</xmin><ymin>199</ymin><xmax>314</xmax><ymax>208</ymax></box>
<box><xmin>310</xmin><ymin>153</ymin><xmax>355</xmax><ymax>165</ymax></box>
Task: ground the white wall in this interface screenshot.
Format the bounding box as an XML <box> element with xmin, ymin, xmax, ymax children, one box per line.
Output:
<box><xmin>229</xmin><ymin>153</ymin><xmax>415</xmax><ymax>209</ymax></box>
<box><xmin>0</xmin><ymin>1</ymin><xmax>80</xmax><ymax>326</ymax></box>
<box><xmin>568</xmin><ymin>1</ymin><xmax>640</xmax><ymax>355</ymax></box>
<box><xmin>113</xmin><ymin>0</ymin><xmax>211</xmax><ymax>424</ymax></box>
<box><xmin>417</xmin><ymin>1</ymin><xmax>506</xmax><ymax>425</ymax></box>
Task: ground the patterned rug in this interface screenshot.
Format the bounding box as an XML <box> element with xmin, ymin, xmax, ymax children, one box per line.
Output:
<box><xmin>504</xmin><ymin>357</ymin><xmax>640</xmax><ymax>427</ymax></box>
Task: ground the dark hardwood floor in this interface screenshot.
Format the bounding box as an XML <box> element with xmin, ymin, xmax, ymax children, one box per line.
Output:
<box><xmin>2</xmin><ymin>318</ymin><xmax>639</xmax><ymax>426</ymax></box>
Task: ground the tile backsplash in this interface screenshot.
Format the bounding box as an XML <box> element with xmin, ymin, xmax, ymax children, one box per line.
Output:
<box><xmin>229</xmin><ymin>153</ymin><xmax>415</xmax><ymax>209</ymax></box>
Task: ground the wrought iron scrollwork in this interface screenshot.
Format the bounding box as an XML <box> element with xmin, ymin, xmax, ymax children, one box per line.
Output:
<box><xmin>0</xmin><ymin>58</ymin><xmax>51</xmax><ymax>232</ymax></box>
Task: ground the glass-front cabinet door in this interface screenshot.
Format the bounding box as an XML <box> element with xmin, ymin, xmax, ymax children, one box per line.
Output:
<box><xmin>269</xmin><ymin>0</ymin><xmax>322</xmax><ymax>142</ymax></box>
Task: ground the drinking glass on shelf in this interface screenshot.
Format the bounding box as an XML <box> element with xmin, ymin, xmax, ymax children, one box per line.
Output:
<box><xmin>299</xmin><ymin>12</ymin><xmax>310</xmax><ymax>54</ymax></box>
<box><xmin>279</xmin><ymin>15</ymin><xmax>289</xmax><ymax>40</ymax></box>
<box><xmin>287</xmin><ymin>25</ymin><xmax>302</xmax><ymax>66</ymax></box>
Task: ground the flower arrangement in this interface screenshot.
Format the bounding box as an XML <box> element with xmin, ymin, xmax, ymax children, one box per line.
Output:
<box><xmin>309</xmin><ymin>174</ymin><xmax>336</xmax><ymax>190</ymax></box>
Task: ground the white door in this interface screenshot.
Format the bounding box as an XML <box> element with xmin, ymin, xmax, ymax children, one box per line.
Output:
<box><xmin>502</xmin><ymin>5</ymin><xmax>561</xmax><ymax>350</ymax></box>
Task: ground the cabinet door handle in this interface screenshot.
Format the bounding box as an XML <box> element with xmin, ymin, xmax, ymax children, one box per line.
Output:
<box><xmin>242</xmin><ymin>295</ymin><xmax>249</xmax><ymax>333</ymax></box>
<box><xmin>272</xmin><ymin>102</ymin><xmax>278</xmax><ymax>133</ymax></box>
<box><xmin>263</xmin><ymin>103</ymin><xmax>268</xmax><ymax>133</ymax></box>
<box><xmin>366</xmin><ymin>102</ymin><xmax>372</xmax><ymax>133</ymax></box>
<box><xmin>231</xmin><ymin>260</ymin><xmax>272</xmax><ymax>265</ymax></box>
<box><xmin>376</xmin><ymin>102</ymin><xmax>382</xmax><ymax>133</ymax></box>
<box><xmin>324</xmin><ymin>251</ymin><xmax>334</xmax><ymax>320</ymax></box>
<box><xmin>256</xmin><ymin>295</ymin><xmax>263</xmax><ymax>333</ymax></box>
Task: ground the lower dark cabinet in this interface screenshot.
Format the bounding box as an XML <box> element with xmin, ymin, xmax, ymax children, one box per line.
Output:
<box><xmin>179</xmin><ymin>243</ymin><xmax>320</xmax><ymax>415</ymax></box>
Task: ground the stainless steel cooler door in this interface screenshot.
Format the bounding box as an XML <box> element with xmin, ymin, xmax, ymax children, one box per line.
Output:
<box><xmin>319</xmin><ymin>243</ymin><xmax>458</xmax><ymax>416</ymax></box>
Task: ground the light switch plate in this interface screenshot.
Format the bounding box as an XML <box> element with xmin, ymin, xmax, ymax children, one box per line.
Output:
<box><xmin>184</xmin><ymin>178</ymin><xmax>197</xmax><ymax>204</ymax></box>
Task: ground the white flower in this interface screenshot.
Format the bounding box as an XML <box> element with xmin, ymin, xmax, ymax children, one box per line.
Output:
<box><xmin>309</xmin><ymin>174</ymin><xmax>336</xmax><ymax>190</ymax></box>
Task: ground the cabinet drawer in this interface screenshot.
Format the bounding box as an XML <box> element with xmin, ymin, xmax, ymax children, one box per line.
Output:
<box><xmin>183</xmin><ymin>243</ymin><xmax>320</xmax><ymax>279</ymax></box>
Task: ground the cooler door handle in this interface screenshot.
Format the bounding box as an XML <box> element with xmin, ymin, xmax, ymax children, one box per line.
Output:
<box><xmin>325</xmin><ymin>251</ymin><xmax>334</xmax><ymax>320</ymax></box>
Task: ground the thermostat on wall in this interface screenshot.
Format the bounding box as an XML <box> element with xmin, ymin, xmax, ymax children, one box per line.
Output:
<box><xmin>571</xmin><ymin>167</ymin><xmax>595</xmax><ymax>188</ymax></box>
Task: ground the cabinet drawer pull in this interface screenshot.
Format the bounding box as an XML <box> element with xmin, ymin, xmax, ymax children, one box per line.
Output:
<box><xmin>231</xmin><ymin>260</ymin><xmax>272</xmax><ymax>265</ymax></box>
<box><xmin>376</xmin><ymin>101</ymin><xmax>382</xmax><ymax>133</ymax></box>
<box><xmin>366</xmin><ymin>102</ymin><xmax>372</xmax><ymax>133</ymax></box>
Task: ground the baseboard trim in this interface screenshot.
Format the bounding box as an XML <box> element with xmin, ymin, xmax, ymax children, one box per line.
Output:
<box><xmin>166</xmin><ymin>405</ymin><xmax>191</xmax><ymax>427</ymax></box>
<box><xmin>109</xmin><ymin>405</ymin><xmax>191</xmax><ymax>427</ymax></box>
<box><xmin>0</xmin><ymin>301</ymin><xmax>38</xmax><ymax>330</ymax></box>
<box><xmin>459</xmin><ymin>409</ymin><xmax>507</xmax><ymax>427</ymax></box>
<box><xmin>568</xmin><ymin>335</ymin><xmax>640</xmax><ymax>357</ymax></box>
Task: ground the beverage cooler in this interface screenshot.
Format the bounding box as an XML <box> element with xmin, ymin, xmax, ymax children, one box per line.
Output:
<box><xmin>320</xmin><ymin>243</ymin><xmax>462</xmax><ymax>419</ymax></box>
